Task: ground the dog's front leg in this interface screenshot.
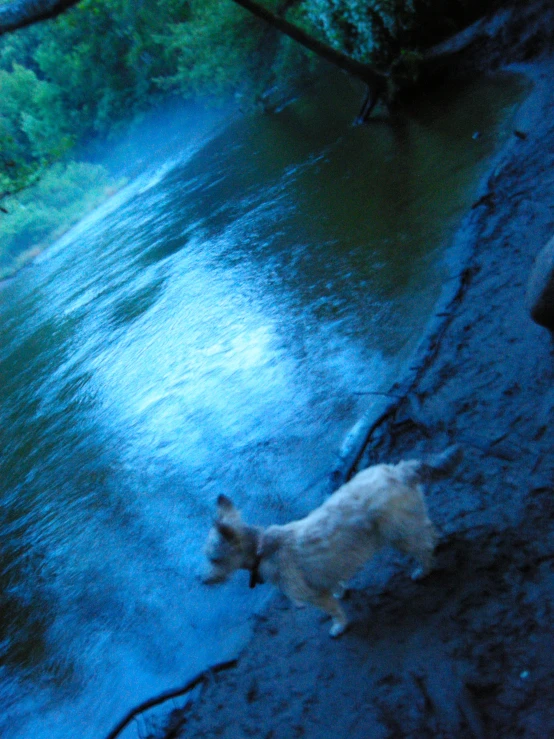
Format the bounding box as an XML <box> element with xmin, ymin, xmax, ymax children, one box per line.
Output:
<box><xmin>307</xmin><ymin>592</ymin><xmax>349</xmax><ymax>637</ymax></box>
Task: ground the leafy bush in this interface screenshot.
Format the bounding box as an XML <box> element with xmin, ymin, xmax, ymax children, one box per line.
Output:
<box><xmin>0</xmin><ymin>161</ymin><xmax>113</xmax><ymax>276</ymax></box>
<box><xmin>302</xmin><ymin>0</ymin><xmax>497</xmax><ymax>66</ymax></box>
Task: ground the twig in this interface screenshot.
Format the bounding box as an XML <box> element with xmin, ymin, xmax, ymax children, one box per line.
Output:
<box><xmin>352</xmin><ymin>390</ymin><xmax>404</xmax><ymax>399</ymax></box>
<box><xmin>104</xmin><ymin>658</ymin><xmax>238</xmax><ymax>739</ymax></box>
<box><xmin>471</xmin><ymin>192</ymin><xmax>495</xmax><ymax>209</ymax></box>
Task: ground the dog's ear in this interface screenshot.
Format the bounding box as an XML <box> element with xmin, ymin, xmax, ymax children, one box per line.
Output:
<box><xmin>216</xmin><ymin>521</ymin><xmax>238</xmax><ymax>544</ymax></box>
<box><xmin>216</xmin><ymin>494</ymin><xmax>240</xmax><ymax>521</ymax></box>
<box><xmin>217</xmin><ymin>494</ymin><xmax>234</xmax><ymax>512</ymax></box>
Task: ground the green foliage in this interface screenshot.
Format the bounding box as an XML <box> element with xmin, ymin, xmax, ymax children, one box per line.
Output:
<box><xmin>265</xmin><ymin>3</ymin><xmax>320</xmax><ymax>89</ymax></box>
<box><xmin>154</xmin><ymin>1</ymin><xmax>263</xmax><ymax>96</ymax></box>
<box><xmin>33</xmin><ymin>0</ymin><xmax>184</xmax><ymax>136</ymax></box>
<box><xmin>301</xmin><ymin>0</ymin><xmax>495</xmax><ymax>66</ymax></box>
<box><xmin>0</xmin><ymin>161</ymin><xmax>112</xmax><ymax>276</ymax></box>
<box><xmin>0</xmin><ymin>62</ymin><xmax>72</xmax><ymax>198</ymax></box>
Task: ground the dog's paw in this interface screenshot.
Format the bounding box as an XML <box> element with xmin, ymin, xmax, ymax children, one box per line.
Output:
<box><xmin>329</xmin><ymin>621</ymin><xmax>348</xmax><ymax>638</ymax></box>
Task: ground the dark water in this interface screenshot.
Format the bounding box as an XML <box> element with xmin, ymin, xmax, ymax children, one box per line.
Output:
<box><xmin>0</xmin><ymin>71</ymin><xmax>524</xmax><ymax>738</ymax></box>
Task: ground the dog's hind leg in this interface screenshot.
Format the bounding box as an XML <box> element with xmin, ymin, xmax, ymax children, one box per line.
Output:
<box><xmin>410</xmin><ymin>548</ymin><xmax>435</xmax><ymax>581</ymax></box>
<box><xmin>398</xmin><ymin>522</ymin><xmax>437</xmax><ymax>581</ymax></box>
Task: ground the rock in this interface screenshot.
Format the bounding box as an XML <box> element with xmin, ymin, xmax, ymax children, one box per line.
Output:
<box><xmin>526</xmin><ymin>234</ymin><xmax>554</xmax><ymax>331</ymax></box>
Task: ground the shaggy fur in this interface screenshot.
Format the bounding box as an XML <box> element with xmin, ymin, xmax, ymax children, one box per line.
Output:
<box><xmin>202</xmin><ymin>446</ymin><xmax>461</xmax><ymax>636</ymax></box>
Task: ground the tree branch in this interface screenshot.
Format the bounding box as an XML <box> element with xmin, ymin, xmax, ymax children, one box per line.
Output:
<box><xmin>103</xmin><ymin>658</ymin><xmax>238</xmax><ymax>739</ymax></box>
<box><xmin>229</xmin><ymin>0</ymin><xmax>387</xmax><ymax>90</ymax></box>
<box><xmin>0</xmin><ymin>0</ymin><xmax>82</xmax><ymax>35</ymax></box>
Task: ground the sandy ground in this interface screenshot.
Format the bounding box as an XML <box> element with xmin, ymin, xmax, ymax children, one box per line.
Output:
<box><xmin>148</xmin><ymin>51</ymin><xmax>554</xmax><ymax>739</ymax></box>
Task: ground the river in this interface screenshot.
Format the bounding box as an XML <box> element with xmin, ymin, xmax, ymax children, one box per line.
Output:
<box><xmin>0</xmin><ymin>70</ymin><xmax>524</xmax><ymax>738</ymax></box>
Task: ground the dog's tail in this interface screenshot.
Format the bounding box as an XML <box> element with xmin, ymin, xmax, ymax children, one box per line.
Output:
<box><xmin>396</xmin><ymin>444</ymin><xmax>463</xmax><ymax>485</ymax></box>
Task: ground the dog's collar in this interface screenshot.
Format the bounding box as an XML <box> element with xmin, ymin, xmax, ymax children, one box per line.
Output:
<box><xmin>249</xmin><ymin>554</ymin><xmax>264</xmax><ymax>589</ymax></box>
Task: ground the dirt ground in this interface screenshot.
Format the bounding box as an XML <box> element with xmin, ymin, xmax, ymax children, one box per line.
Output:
<box><xmin>148</xmin><ymin>20</ymin><xmax>554</xmax><ymax>739</ymax></box>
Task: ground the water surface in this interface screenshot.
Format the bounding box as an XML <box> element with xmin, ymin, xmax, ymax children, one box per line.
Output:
<box><xmin>0</xmin><ymin>70</ymin><xmax>525</xmax><ymax>738</ymax></box>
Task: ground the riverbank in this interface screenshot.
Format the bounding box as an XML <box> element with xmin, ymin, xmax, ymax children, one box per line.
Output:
<box><xmin>160</xmin><ymin>51</ymin><xmax>554</xmax><ymax>739</ymax></box>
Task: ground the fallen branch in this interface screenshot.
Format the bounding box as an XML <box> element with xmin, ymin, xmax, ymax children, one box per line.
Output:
<box><xmin>104</xmin><ymin>658</ymin><xmax>238</xmax><ymax>739</ymax></box>
<box><xmin>352</xmin><ymin>390</ymin><xmax>404</xmax><ymax>398</ymax></box>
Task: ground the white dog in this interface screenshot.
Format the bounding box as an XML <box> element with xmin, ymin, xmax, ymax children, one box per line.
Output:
<box><xmin>202</xmin><ymin>446</ymin><xmax>461</xmax><ymax>636</ymax></box>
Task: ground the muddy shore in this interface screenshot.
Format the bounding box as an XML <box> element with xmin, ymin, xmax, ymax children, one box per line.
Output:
<box><xmin>123</xmin><ymin>16</ymin><xmax>554</xmax><ymax>739</ymax></box>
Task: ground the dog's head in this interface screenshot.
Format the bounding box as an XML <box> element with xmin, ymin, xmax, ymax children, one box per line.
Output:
<box><xmin>201</xmin><ymin>494</ymin><xmax>249</xmax><ymax>585</ymax></box>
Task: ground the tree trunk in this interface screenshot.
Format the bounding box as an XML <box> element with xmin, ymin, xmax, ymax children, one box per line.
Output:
<box><xmin>230</xmin><ymin>0</ymin><xmax>387</xmax><ymax>89</ymax></box>
<box><xmin>0</xmin><ymin>0</ymin><xmax>80</xmax><ymax>34</ymax></box>
<box><xmin>229</xmin><ymin>0</ymin><xmax>388</xmax><ymax>121</ymax></box>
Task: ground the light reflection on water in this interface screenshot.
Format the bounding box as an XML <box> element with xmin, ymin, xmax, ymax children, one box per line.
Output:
<box><xmin>0</xmin><ymin>71</ymin><xmax>525</xmax><ymax>738</ymax></box>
